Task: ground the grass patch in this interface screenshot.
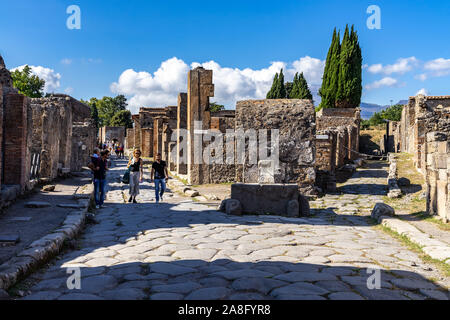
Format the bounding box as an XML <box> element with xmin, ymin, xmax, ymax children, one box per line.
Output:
<box><xmin>376</xmin><ymin>224</ymin><xmax>450</xmax><ymax>277</ymax></box>
<box><xmin>411</xmin><ymin>211</ymin><xmax>450</xmax><ymax>232</ymax></box>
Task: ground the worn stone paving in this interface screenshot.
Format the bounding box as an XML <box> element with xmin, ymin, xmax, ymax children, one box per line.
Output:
<box><xmin>19</xmin><ymin>159</ymin><xmax>449</xmax><ymax>300</ymax></box>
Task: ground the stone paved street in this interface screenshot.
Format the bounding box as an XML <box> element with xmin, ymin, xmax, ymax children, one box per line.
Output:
<box><xmin>19</xmin><ymin>159</ymin><xmax>449</xmax><ymax>300</ymax></box>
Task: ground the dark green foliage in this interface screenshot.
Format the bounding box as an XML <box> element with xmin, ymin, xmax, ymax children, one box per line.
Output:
<box><xmin>266</xmin><ymin>69</ymin><xmax>286</xmax><ymax>99</ymax></box>
<box><xmin>209</xmin><ymin>102</ymin><xmax>225</xmax><ymax>112</ymax></box>
<box><xmin>363</xmin><ymin>104</ymin><xmax>404</xmax><ymax>128</ymax></box>
<box><xmin>285</xmin><ymin>82</ymin><xmax>293</xmax><ymax>98</ymax></box>
<box><xmin>82</xmin><ymin>95</ymin><xmax>129</xmax><ymax>127</ymax></box>
<box><xmin>319</xmin><ymin>28</ymin><xmax>341</xmax><ymax>109</ymax></box>
<box><xmin>110</xmin><ymin>110</ymin><xmax>133</xmax><ymax>128</ymax></box>
<box><xmin>319</xmin><ymin>25</ymin><xmax>362</xmax><ymax>110</ymax></box>
<box><xmin>10</xmin><ymin>65</ymin><xmax>45</xmax><ymax>98</ymax></box>
<box><xmin>290</xmin><ymin>72</ymin><xmax>313</xmax><ymax>100</ymax></box>
<box><xmin>336</xmin><ymin>25</ymin><xmax>363</xmax><ymax>108</ymax></box>
<box><xmin>266</xmin><ymin>73</ymin><xmax>279</xmax><ymax>99</ymax></box>
<box><xmin>90</xmin><ymin>101</ymin><xmax>100</xmax><ymax>128</ymax></box>
<box><xmin>380</xmin><ymin>104</ymin><xmax>403</xmax><ymax>122</ymax></box>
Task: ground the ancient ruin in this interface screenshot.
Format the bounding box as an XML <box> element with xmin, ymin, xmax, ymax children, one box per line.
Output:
<box><xmin>0</xmin><ymin>56</ymin><xmax>96</xmax><ymax>208</ymax></box>
<box><xmin>390</xmin><ymin>95</ymin><xmax>450</xmax><ymax>222</ymax></box>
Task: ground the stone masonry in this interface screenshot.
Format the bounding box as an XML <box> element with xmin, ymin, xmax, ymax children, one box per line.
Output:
<box><xmin>235</xmin><ymin>99</ymin><xmax>316</xmax><ymax>196</ymax></box>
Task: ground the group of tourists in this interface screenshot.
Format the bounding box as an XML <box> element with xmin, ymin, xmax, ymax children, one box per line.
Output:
<box><xmin>89</xmin><ymin>147</ymin><xmax>168</xmax><ymax>209</ymax></box>
<box><xmin>99</xmin><ymin>141</ymin><xmax>125</xmax><ymax>159</ymax></box>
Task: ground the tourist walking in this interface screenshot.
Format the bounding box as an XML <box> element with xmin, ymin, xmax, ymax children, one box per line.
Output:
<box><xmin>127</xmin><ymin>149</ymin><xmax>144</xmax><ymax>203</ymax></box>
<box><xmin>151</xmin><ymin>153</ymin><xmax>168</xmax><ymax>204</ymax></box>
<box><xmin>93</xmin><ymin>150</ymin><xmax>109</xmax><ymax>209</ymax></box>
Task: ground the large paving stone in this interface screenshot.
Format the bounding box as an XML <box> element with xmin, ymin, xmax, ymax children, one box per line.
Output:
<box><xmin>231</xmin><ymin>278</ymin><xmax>287</xmax><ymax>295</ymax></box>
<box><xmin>81</xmin><ymin>275</ymin><xmax>118</xmax><ymax>293</ymax></box>
<box><xmin>212</xmin><ymin>269</ymin><xmax>273</xmax><ymax>280</ymax></box>
<box><xmin>391</xmin><ymin>278</ymin><xmax>438</xmax><ymax>290</ymax></box>
<box><xmin>185</xmin><ymin>287</ymin><xmax>231</xmax><ymax>300</ymax></box>
<box><xmin>100</xmin><ymin>288</ymin><xmax>147</xmax><ymax>300</ymax></box>
<box><xmin>273</xmin><ymin>272</ymin><xmax>337</xmax><ymax>282</ymax></box>
<box><xmin>58</xmin><ymin>293</ymin><xmax>105</xmax><ymax>300</ymax></box>
<box><xmin>152</xmin><ymin>281</ymin><xmax>201</xmax><ymax>294</ymax></box>
<box><xmin>328</xmin><ymin>292</ymin><xmax>364</xmax><ymax>300</ymax></box>
<box><xmin>150</xmin><ymin>293</ymin><xmax>184</xmax><ymax>300</ymax></box>
<box><xmin>150</xmin><ymin>262</ymin><xmax>197</xmax><ymax>276</ymax></box>
<box><xmin>23</xmin><ymin>291</ymin><xmax>62</xmax><ymax>300</ymax></box>
<box><xmin>270</xmin><ymin>282</ymin><xmax>329</xmax><ymax>297</ymax></box>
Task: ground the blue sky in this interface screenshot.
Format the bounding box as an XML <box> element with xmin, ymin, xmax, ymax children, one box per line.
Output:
<box><xmin>1</xmin><ymin>0</ymin><xmax>449</xmax><ymax>113</ymax></box>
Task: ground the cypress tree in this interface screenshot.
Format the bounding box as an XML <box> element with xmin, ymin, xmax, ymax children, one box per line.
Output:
<box><xmin>289</xmin><ymin>73</ymin><xmax>298</xmax><ymax>98</ymax></box>
<box><xmin>350</xmin><ymin>25</ymin><xmax>363</xmax><ymax>108</ymax></box>
<box><xmin>277</xmin><ymin>68</ymin><xmax>286</xmax><ymax>99</ymax></box>
<box><xmin>319</xmin><ymin>28</ymin><xmax>340</xmax><ymax>110</ymax></box>
<box><xmin>266</xmin><ymin>72</ymin><xmax>279</xmax><ymax>99</ymax></box>
<box><xmin>336</xmin><ymin>24</ymin><xmax>362</xmax><ymax>108</ymax></box>
<box><xmin>297</xmin><ymin>72</ymin><xmax>313</xmax><ymax>100</ymax></box>
<box><xmin>285</xmin><ymin>81</ymin><xmax>293</xmax><ymax>98</ymax></box>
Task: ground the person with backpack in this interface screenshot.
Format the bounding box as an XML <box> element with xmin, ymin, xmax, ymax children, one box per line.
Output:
<box><xmin>127</xmin><ymin>148</ymin><xmax>144</xmax><ymax>203</ymax></box>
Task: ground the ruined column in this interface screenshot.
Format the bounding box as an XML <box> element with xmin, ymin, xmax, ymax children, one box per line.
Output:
<box><xmin>153</xmin><ymin>117</ymin><xmax>164</xmax><ymax>158</ymax></box>
<box><xmin>3</xmin><ymin>93</ymin><xmax>29</xmax><ymax>189</ymax></box>
<box><xmin>177</xmin><ymin>93</ymin><xmax>188</xmax><ymax>175</ymax></box>
<box><xmin>141</xmin><ymin>128</ymin><xmax>153</xmax><ymax>157</ymax></box>
<box><xmin>186</xmin><ymin>67</ymin><xmax>214</xmax><ymax>185</ymax></box>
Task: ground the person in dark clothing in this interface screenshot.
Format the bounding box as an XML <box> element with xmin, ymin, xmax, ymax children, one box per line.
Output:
<box><xmin>93</xmin><ymin>150</ymin><xmax>109</xmax><ymax>209</ymax></box>
<box><xmin>151</xmin><ymin>153</ymin><xmax>168</xmax><ymax>203</ymax></box>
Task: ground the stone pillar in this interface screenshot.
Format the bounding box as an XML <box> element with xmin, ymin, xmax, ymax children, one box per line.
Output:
<box><xmin>168</xmin><ymin>142</ymin><xmax>176</xmax><ymax>172</ymax></box>
<box><xmin>177</xmin><ymin>93</ymin><xmax>188</xmax><ymax>175</ymax></box>
<box><xmin>3</xmin><ymin>93</ymin><xmax>29</xmax><ymax>189</ymax></box>
<box><xmin>141</xmin><ymin>128</ymin><xmax>153</xmax><ymax>157</ymax></box>
<box><xmin>186</xmin><ymin>67</ymin><xmax>214</xmax><ymax>185</ymax></box>
<box><xmin>162</xmin><ymin>122</ymin><xmax>171</xmax><ymax>161</ymax></box>
<box><xmin>153</xmin><ymin>117</ymin><xmax>164</xmax><ymax>157</ymax></box>
<box><xmin>126</xmin><ymin>128</ymin><xmax>135</xmax><ymax>150</ymax></box>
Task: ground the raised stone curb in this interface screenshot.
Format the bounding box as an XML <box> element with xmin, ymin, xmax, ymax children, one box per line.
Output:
<box><xmin>378</xmin><ymin>215</ymin><xmax>450</xmax><ymax>264</ymax></box>
<box><xmin>0</xmin><ymin>183</ymin><xmax>94</xmax><ymax>292</ymax></box>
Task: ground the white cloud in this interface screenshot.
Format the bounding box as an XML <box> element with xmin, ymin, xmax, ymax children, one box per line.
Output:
<box><xmin>415</xmin><ymin>88</ymin><xmax>428</xmax><ymax>96</ymax></box>
<box><xmin>61</xmin><ymin>58</ymin><xmax>72</xmax><ymax>65</ymax></box>
<box><xmin>367</xmin><ymin>57</ymin><xmax>418</xmax><ymax>75</ymax></box>
<box><xmin>111</xmin><ymin>56</ymin><xmax>325</xmax><ymax>113</ymax></box>
<box><xmin>423</xmin><ymin>58</ymin><xmax>450</xmax><ymax>78</ymax></box>
<box><xmin>64</xmin><ymin>87</ymin><xmax>74</xmax><ymax>94</ymax></box>
<box><xmin>365</xmin><ymin>77</ymin><xmax>399</xmax><ymax>90</ymax></box>
<box><xmin>12</xmin><ymin>65</ymin><xmax>61</xmax><ymax>93</ymax></box>
<box><xmin>414</xmin><ymin>73</ymin><xmax>427</xmax><ymax>81</ymax></box>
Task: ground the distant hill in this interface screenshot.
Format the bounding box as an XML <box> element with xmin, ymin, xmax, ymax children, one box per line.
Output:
<box><xmin>360</xmin><ymin>100</ymin><xmax>407</xmax><ymax>120</ymax></box>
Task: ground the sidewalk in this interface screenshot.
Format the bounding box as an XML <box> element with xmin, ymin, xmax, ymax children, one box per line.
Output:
<box><xmin>0</xmin><ymin>169</ymin><xmax>94</xmax><ymax>295</ymax></box>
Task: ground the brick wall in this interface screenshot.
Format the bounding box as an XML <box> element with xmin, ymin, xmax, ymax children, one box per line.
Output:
<box><xmin>3</xmin><ymin>93</ymin><xmax>29</xmax><ymax>189</ymax></box>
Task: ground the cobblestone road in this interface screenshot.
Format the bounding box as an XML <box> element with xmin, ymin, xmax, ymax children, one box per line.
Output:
<box><xmin>20</xmin><ymin>160</ymin><xmax>449</xmax><ymax>300</ymax></box>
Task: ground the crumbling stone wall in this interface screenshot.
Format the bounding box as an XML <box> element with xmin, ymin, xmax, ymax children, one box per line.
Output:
<box><xmin>315</xmin><ymin>130</ymin><xmax>337</xmax><ymax>192</ymax></box>
<box><xmin>126</xmin><ymin>128</ymin><xmax>135</xmax><ymax>150</ymax></box>
<box><xmin>316</xmin><ymin>107</ymin><xmax>360</xmax><ymax>165</ymax></box>
<box><xmin>235</xmin><ymin>99</ymin><xmax>316</xmax><ymax>196</ymax></box>
<box><xmin>395</xmin><ymin>95</ymin><xmax>450</xmax><ymax>221</ymax></box>
<box><xmin>425</xmin><ymin>132</ymin><xmax>450</xmax><ymax>222</ymax></box>
<box><xmin>0</xmin><ymin>55</ymin><xmax>95</xmax><ymax>203</ymax></box>
<box><xmin>396</xmin><ymin>95</ymin><xmax>450</xmax><ymax>172</ymax></box>
<box><xmin>98</xmin><ymin>126</ymin><xmax>125</xmax><ymax>145</ymax></box>
<box><xmin>72</xmin><ymin>122</ymin><xmax>97</xmax><ymax>172</ymax></box>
